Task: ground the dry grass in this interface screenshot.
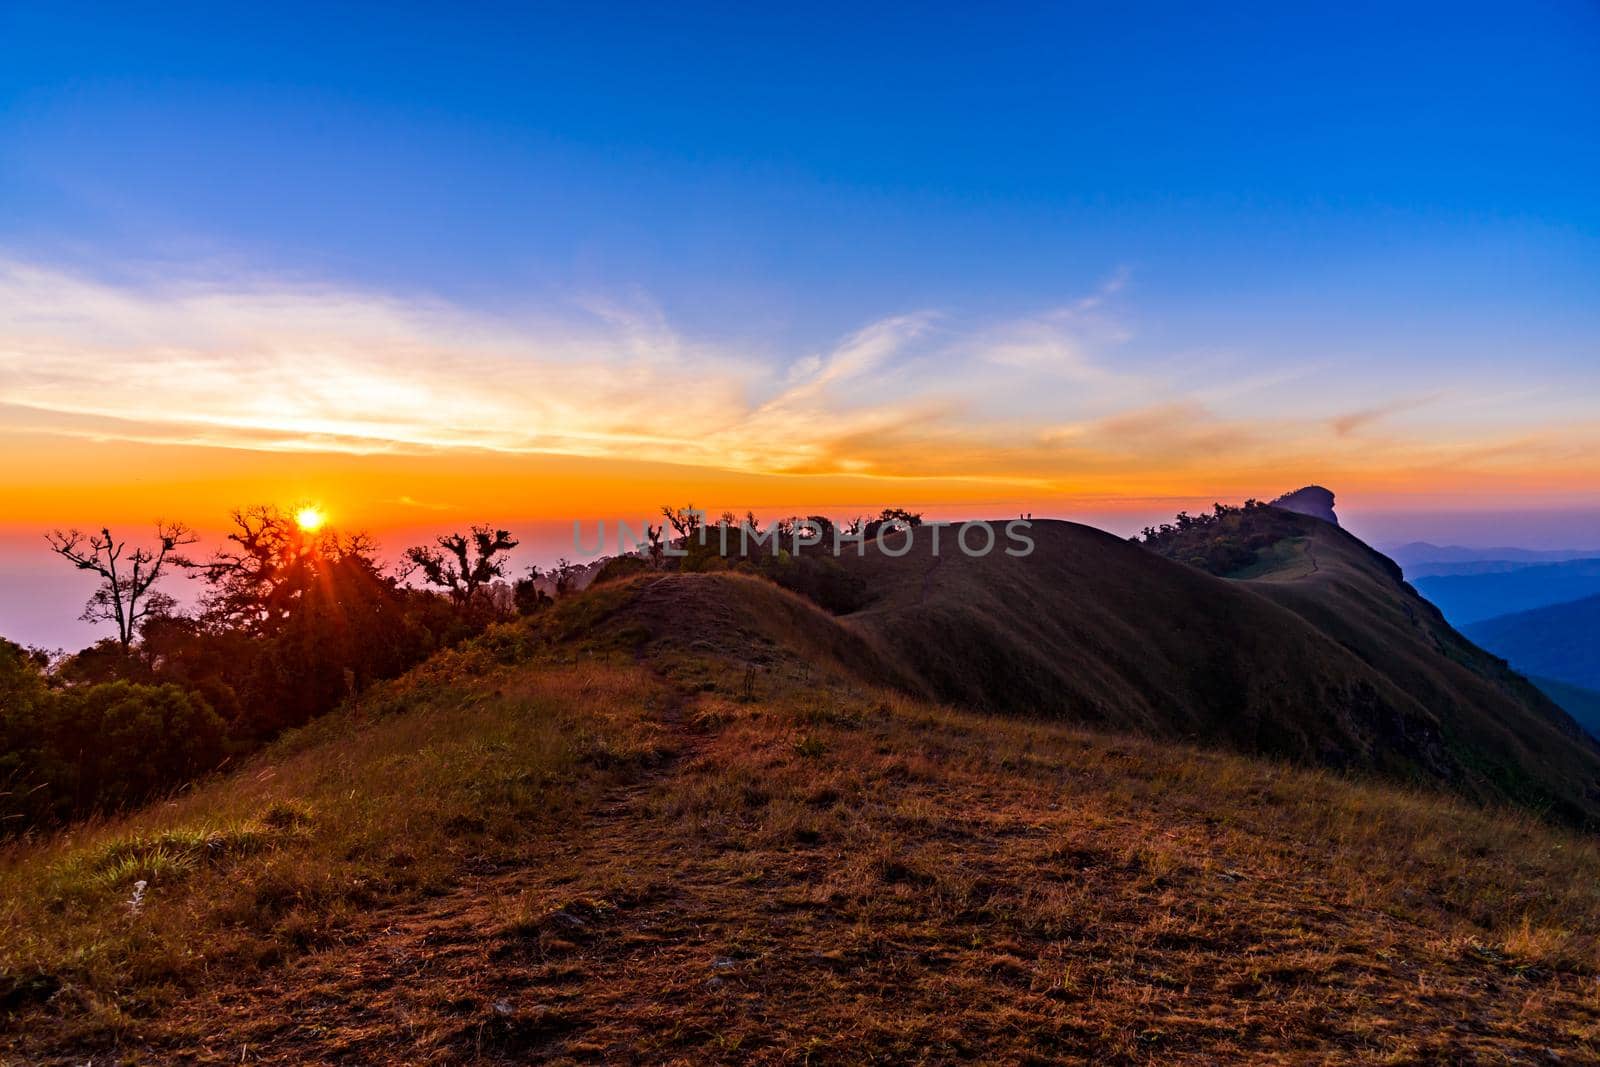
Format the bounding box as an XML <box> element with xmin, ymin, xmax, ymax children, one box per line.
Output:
<box><xmin>5</xmin><ymin>601</ymin><xmax>1600</xmax><ymax>1062</ymax></box>
<box><xmin>0</xmin><ymin>643</ymin><xmax>675</xmax><ymax>1054</ymax></box>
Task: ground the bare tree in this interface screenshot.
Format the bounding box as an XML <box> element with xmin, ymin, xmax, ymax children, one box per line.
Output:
<box><xmin>661</xmin><ymin>504</ymin><xmax>703</xmax><ymax>541</ymax></box>
<box><xmin>46</xmin><ymin>522</ymin><xmax>197</xmax><ymax>651</ymax></box>
<box><xmin>552</xmin><ymin>557</ymin><xmax>583</xmax><ymax>596</ymax></box>
<box><xmin>513</xmin><ymin>565</ymin><xmax>552</xmax><ymax>615</ymax></box>
<box><xmin>190</xmin><ymin>506</ymin><xmax>303</xmax><ymax>632</ymax></box>
<box><xmin>404</xmin><ymin>525</ymin><xmax>519</xmax><ymax>607</ymax></box>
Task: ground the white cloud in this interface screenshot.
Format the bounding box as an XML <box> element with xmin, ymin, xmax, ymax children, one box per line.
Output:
<box><xmin>4</xmin><ymin>256</ymin><xmax>1591</xmax><ymax>495</ymax></box>
<box><xmin>0</xmin><ymin>260</ymin><xmax>977</xmax><ymax>477</ymax></box>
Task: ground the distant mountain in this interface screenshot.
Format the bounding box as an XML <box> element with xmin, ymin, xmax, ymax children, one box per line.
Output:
<box><xmin>1413</xmin><ymin>560</ymin><xmax>1600</xmax><ymax>625</ymax></box>
<box><xmin>1466</xmin><ymin>594</ymin><xmax>1600</xmax><ymax>693</ymax></box>
<box><xmin>1385</xmin><ymin>542</ymin><xmax>1600</xmax><ymax>569</ymax></box>
<box><xmin>1404</xmin><ymin>559</ymin><xmax>1561</xmax><ymax>580</ymax></box>
<box><xmin>1532</xmin><ymin>677</ymin><xmax>1600</xmax><ymax>741</ymax></box>
<box><xmin>1270</xmin><ymin>485</ymin><xmax>1339</xmax><ymax>525</ymax></box>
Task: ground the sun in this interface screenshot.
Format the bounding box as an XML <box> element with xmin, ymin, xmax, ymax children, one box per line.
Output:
<box><xmin>294</xmin><ymin>506</ymin><xmax>326</xmax><ymax>532</ymax></box>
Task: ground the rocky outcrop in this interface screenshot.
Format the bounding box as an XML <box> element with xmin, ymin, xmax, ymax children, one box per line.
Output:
<box><xmin>1272</xmin><ymin>486</ymin><xmax>1339</xmax><ymax>526</ymax></box>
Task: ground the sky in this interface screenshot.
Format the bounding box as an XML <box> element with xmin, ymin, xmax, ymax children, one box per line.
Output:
<box><xmin>2</xmin><ymin>2</ymin><xmax>1599</xmax><ymax>646</ymax></box>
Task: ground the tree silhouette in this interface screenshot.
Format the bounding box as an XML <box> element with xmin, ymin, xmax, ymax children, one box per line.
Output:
<box><xmin>862</xmin><ymin>507</ymin><xmax>923</xmax><ymax>539</ymax></box>
<box><xmin>190</xmin><ymin>506</ymin><xmax>313</xmax><ymax>632</ymax></box>
<box><xmin>513</xmin><ymin>565</ymin><xmax>552</xmax><ymax>614</ymax></box>
<box><xmin>46</xmin><ymin>522</ymin><xmax>197</xmax><ymax>652</ymax></box>
<box><xmin>552</xmin><ymin>557</ymin><xmax>583</xmax><ymax>596</ymax></box>
<box><xmin>405</xmin><ymin>525</ymin><xmax>519</xmax><ymax>607</ymax></box>
<box><xmin>661</xmin><ymin>504</ymin><xmax>703</xmax><ymax>540</ymax></box>
<box><xmin>878</xmin><ymin>507</ymin><xmax>923</xmax><ymax>527</ymax></box>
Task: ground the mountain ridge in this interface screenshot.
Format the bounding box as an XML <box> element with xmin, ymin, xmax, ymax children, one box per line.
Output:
<box><xmin>1413</xmin><ymin>560</ymin><xmax>1600</xmax><ymax>625</ymax></box>
<box><xmin>592</xmin><ymin>509</ymin><xmax>1600</xmax><ymax>824</ymax></box>
<box><xmin>9</xmin><ymin>508</ymin><xmax>1600</xmax><ymax>1061</ymax></box>
<box><xmin>1467</xmin><ymin>594</ymin><xmax>1600</xmax><ymax>694</ymax></box>
<box><xmin>1386</xmin><ymin>542</ymin><xmax>1600</xmax><ymax>568</ymax></box>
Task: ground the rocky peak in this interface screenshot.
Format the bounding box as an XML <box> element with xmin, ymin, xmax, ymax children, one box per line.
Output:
<box><xmin>1271</xmin><ymin>485</ymin><xmax>1339</xmax><ymax>526</ymax></box>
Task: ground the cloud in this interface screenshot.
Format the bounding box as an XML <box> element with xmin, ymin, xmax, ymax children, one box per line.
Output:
<box><xmin>0</xmin><ymin>259</ymin><xmax>751</xmax><ymax>459</ymax></box>
<box><xmin>394</xmin><ymin>495</ymin><xmax>455</xmax><ymax>511</ymax></box>
<box><xmin>3</xmin><ymin>257</ymin><xmax>1596</xmax><ymax>502</ymax></box>
<box><xmin>1327</xmin><ymin>394</ymin><xmax>1442</xmax><ymax>438</ymax></box>
<box><xmin>773</xmin><ymin>312</ymin><xmax>935</xmax><ymax>402</ymax></box>
<box><xmin>0</xmin><ymin>260</ymin><xmax>972</xmax><ymax>480</ymax></box>
<box><xmin>1041</xmin><ymin>402</ymin><xmax>1266</xmax><ymax>467</ymax></box>
<box><xmin>976</xmin><ymin>269</ymin><xmax>1134</xmax><ymax>376</ymax></box>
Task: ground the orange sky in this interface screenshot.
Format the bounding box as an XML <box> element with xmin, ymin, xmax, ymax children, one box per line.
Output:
<box><xmin>4</xmin><ymin>425</ymin><xmax>1598</xmax><ymax>541</ymax></box>
<box><xmin>1</xmin><ymin>260</ymin><xmax>1597</xmax><ymax>546</ymax></box>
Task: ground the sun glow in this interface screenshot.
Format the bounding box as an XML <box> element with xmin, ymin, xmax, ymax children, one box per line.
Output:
<box><xmin>295</xmin><ymin>506</ymin><xmax>326</xmax><ymax>532</ymax></box>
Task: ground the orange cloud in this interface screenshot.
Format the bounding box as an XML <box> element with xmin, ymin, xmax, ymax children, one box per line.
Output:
<box><xmin>3</xmin><ymin>257</ymin><xmax>1599</xmax><ymax>534</ymax></box>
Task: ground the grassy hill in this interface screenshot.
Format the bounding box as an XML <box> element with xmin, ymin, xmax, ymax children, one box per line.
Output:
<box><xmin>1533</xmin><ymin>677</ymin><xmax>1600</xmax><ymax>741</ymax></box>
<box><xmin>833</xmin><ymin>514</ymin><xmax>1600</xmax><ymax>824</ymax></box>
<box><xmin>1466</xmin><ymin>594</ymin><xmax>1600</xmax><ymax>694</ymax></box>
<box><xmin>5</xmin><ymin>576</ymin><xmax>1600</xmax><ymax>1063</ymax></box>
<box><xmin>8</xmin><ymin>514</ymin><xmax>1600</xmax><ymax>1062</ymax></box>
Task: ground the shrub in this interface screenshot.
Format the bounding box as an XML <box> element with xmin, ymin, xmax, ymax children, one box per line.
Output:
<box><xmin>0</xmin><ymin>644</ymin><xmax>227</xmax><ymax>830</ymax></box>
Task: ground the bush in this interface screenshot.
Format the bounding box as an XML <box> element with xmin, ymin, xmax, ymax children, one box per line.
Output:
<box><xmin>1137</xmin><ymin>500</ymin><xmax>1305</xmax><ymax>577</ymax></box>
<box><xmin>591</xmin><ymin>554</ymin><xmax>650</xmax><ymax>586</ymax></box>
<box><xmin>1</xmin><ymin>659</ymin><xmax>227</xmax><ymax>829</ymax></box>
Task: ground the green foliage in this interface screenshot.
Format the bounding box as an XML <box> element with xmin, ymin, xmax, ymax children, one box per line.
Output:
<box><xmin>1137</xmin><ymin>499</ymin><xmax>1304</xmax><ymax>576</ymax></box>
<box><xmin>0</xmin><ymin>646</ymin><xmax>227</xmax><ymax>829</ymax></box>
<box><xmin>6</xmin><ymin>508</ymin><xmax>522</xmax><ymax>835</ymax></box>
<box><xmin>590</xmin><ymin>554</ymin><xmax>649</xmax><ymax>586</ymax></box>
<box><xmin>148</xmin><ymin>541</ymin><xmax>448</xmax><ymax>742</ymax></box>
<box><xmin>7</xmin><ymin>501</ymin><xmax>898</xmax><ymax>837</ymax></box>
<box><xmin>403</xmin><ymin>524</ymin><xmax>519</xmax><ymax>608</ymax></box>
<box><xmin>649</xmin><ymin>506</ymin><xmax>873</xmax><ymax>615</ymax></box>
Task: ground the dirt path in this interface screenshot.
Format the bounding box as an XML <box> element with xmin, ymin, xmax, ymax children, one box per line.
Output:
<box><xmin>146</xmin><ymin>680</ymin><xmax>711</xmax><ymax>1065</ymax></box>
<box><xmin>917</xmin><ymin>550</ymin><xmax>943</xmax><ymax>605</ymax></box>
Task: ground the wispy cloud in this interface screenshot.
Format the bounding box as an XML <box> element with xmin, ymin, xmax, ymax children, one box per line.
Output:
<box><xmin>1327</xmin><ymin>394</ymin><xmax>1442</xmax><ymax>438</ymax></box>
<box><xmin>2</xmin><ymin>257</ymin><xmax>1596</xmax><ymax>499</ymax></box>
<box><xmin>393</xmin><ymin>495</ymin><xmax>456</xmax><ymax>511</ymax></box>
<box><xmin>976</xmin><ymin>269</ymin><xmax>1133</xmax><ymax>376</ymax></box>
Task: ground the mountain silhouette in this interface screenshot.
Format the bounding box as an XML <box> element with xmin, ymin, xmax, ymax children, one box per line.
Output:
<box><xmin>1270</xmin><ymin>485</ymin><xmax>1340</xmax><ymax>525</ymax></box>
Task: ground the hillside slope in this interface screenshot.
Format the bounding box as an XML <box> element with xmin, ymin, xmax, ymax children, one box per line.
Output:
<box><xmin>1533</xmin><ymin>677</ymin><xmax>1600</xmax><ymax>741</ymax></box>
<box><xmin>5</xmin><ymin>585</ymin><xmax>1600</xmax><ymax>1063</ymax></box>
<box><xmin>1467</xmin><ymin>594</ymin><xmax>1600</xmax><ymax>693</ymax></box>
<box><xmin>828</xmin><ymin>516</ymin><xmax>1600</xmax><ymax>824</ymax></box>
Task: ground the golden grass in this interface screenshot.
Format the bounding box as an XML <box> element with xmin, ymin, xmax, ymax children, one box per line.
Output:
<box><xmin>0</xmin><ymin>642</ymin><xmax>675</xmax><ymax>1051</ymax></box>
<box><xmin>4</xmin><ymin>608</ymin><xmax>1600</xmax><ymax>1061</ymax></box>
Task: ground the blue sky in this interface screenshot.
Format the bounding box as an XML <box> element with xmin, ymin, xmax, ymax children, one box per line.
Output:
<box><xmin>1</xmin><ymin>2</ymin><xmax>1598</xmax><ymax>515</ymax></box>
<box><xmin>3</xmin><ymin>2</ymin><xmax>1600</xmax><ymax>649</ymax></box>
<box><xmin>5</xmin><ymin>2</ymin><xmax>1597</xmax><ymax>345</ymax></box>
